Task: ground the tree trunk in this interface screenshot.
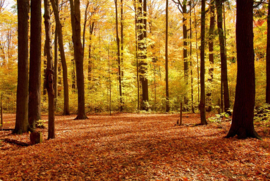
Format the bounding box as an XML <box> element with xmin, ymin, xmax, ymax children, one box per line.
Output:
<box><xmin>54</xmin><ymin>0</ymin><xmax>58</xmax><ymax>108</ymax></box>
<box><xmin>139</xmin><ymin>0</ymin><xmax>149</xmax><ymax>110</ymax></box>
<box><xmin>200</xmin><ymin>0</ymin><xmax>207</xmax><ymax>125</ymax></box>
<box><xmin>216</xmin><ymin>0</ymin><xmax>230</xmax><ymax>112</ymax></box>
<box><xmin>14</xmin><ymin>0</ymin><xmax>29</xmax><ymax>134</ymax></box>
<box><xmin>88</xmin><ymin>22</ymin><xmax>94</xmax><ymax>84</ymax></box>
<box><xmin>29</xmin><ymin>0</ymin><xmax>42</xmax><ymax>131</ymax></box>
<box><xmin>266</xmin><ymin>0</ymin><xmax>270</xmax><ymax>104</ymax></box>
<box><xmin>50</xmin><ymin>0</ymin><xmax>70</xmax><ymax>115</ymax></box>
<box><xmin>183</xmin><ymin>2</ymin><xmax>188</xmax><ymax>106</ymax></box>
<box><xmin>165</xmin><ymin>0</ymin><xmax>169</xmax><ymax>112</ymax></box>
<box><xmin>226</xmin><ymin>0</ymin><xmax>259</xmax><ymax>139</ymax></box>
<box><xmin>121</xmin><ymin>0</ymin><xmax>124</xmax><ymax>108</ymax></box>
<box><xmin>194</xmin><ymin>5</ymin><xmax>200</xmax><ymax>105</ymax></box>
<box><xmin>70</xmin><ymin>0</ymin><xmax>87</xmax><ymax>119</ymax></box>
<box><xmin>44</xmin><ymin>0</ymin><xmax>55</xmax><ymax>139</ymax></box>
<box><xmin>134</xmin><ymin>0</ymin><xmax>140</xmax><ymax>110</ymax></box>
<box><xmin>114</xmin><ymin>0</ymin><xmax>123</xmax><ymax>112</ymax></box>
<box><xmin>207</xmin><ymin>0</ymin><xmax>215</xmax><ymax>112</ymax></box>
<box><xmin>190</xmin><ymin>0</ymin><xmax>194</xmax><ymax>113</ymax></box>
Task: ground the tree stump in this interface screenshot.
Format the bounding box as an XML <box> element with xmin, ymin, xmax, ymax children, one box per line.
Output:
<box><xmin>30</xmin><ymin>132</ymin><xmax>43</xmax><ymax>145</ymax></box>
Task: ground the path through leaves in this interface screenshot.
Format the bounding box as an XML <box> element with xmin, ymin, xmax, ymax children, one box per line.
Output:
<box><xmin>0</xmin><ymin>113</ymin><xmax>269</xmax><ymax>180</ymax></box>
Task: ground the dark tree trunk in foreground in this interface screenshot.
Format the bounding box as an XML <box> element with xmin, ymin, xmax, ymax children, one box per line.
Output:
<box><xmin>226</xmin><ymin>0</ymin><xmax>259</xmax><ymax>139</ymax></box>
<box><xmin>114</xmin><ymin>0</ymin><xmax>123</xmax><ymax>112</ymax></box>
<box><xmin>14</xmin><ymin>0</ymin><xmax>29</xmax><ymax>134</ymax></box>
<box><xmin>28</xmin><ymin>0</ymin><xmax>42</xmax><ymax>131</ymax></box>
<box><xmin>51</xmin><ymin>0</ymin><xmax>70</xmax><ymax>115</ymax></box>
<box><xmin>44</xmin><ymin>0</ymin><xmax>55</xmax><ymax>139</ymax></box>
<box><xmin>266</xmin><ymin>0</ymin><xmax>270</xmax><ymax>104</ymax></box>
<box><xmin>165</xmin><ymin>0</ymin><xmax>169</xmax><ymax>112</ymax></box>
<box><xmin>200</xmin><ymin>0</ymin><xmax>207</xmax><ymax>125</ymax></box>
<box><xmin>216</xmin><ymin>0</ymin><xmax>230</xmax><ymax>112</ymax></box>
<box><xmin>70</xmin><ymin>0</ymin><xmax>88</xmax><ymax>119</ymax></box>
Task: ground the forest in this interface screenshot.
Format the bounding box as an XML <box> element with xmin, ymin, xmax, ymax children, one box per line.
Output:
<box><xmin>0</xmin><ymin>0</ymin><xmax>270</xmax><ymax>180</ymax></box>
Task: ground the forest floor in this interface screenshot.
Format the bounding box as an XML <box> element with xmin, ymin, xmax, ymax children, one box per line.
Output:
<box><xmin>0</xmin><ymin>113</ymin><xmax>269</xmax><ymax>181</ymax></box>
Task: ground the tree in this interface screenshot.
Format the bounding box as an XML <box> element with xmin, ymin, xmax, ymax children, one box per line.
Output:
<box><xmin>266</xmin><ymin>0</ymin><xmax>270</xmax><ymax>104</ymax></box>
<box><xmin>69</xmin><ymin>0</ymin><xmax>88</xmax><ymax>119</ymax></box>
<box><xmin>28</xmin><ymin>0</ymin><xmax>42</xmax><ymax>131</ymax></box>
<box><xmin>206</xmin><ymin>0</ymin><xmax>215</xmax><ymax>112</ymax></box>
<box><xmin>226</xmin><ymin>0</ymin><xmax>259</xmax><ymax>139</ymax></box>
<box><xmin>138</xmin><ymin>0</ymin><xmax>149</xmax><ymax>110</ymax></box>
<box><xmin>114</xmin><ymin>0</ymin><xmax>123</xmax><ymax>111</ymax></box>
<box><xmin>14</xmin><ymin>0</ymin><xmax>29</xmax><ymax>134</ymax></box>
<box><xmin>200</xmin><ymin>0</ymin><xmax>207</xmax><ymax>125</ymax></box>
<box><xmin>50</xmin><ymin>0</ymin><xmax>70</xmax><ymax>115</ymax></box>
<box><xmin>189</xmin><ymin>0</ymin><xmax>194</xmax><ymax>113</ymax></box>
<box><xmin>165</xmin><ymin>0</ymin><xmax>169</xmax><ymax>112</ymax></box>
<box><xmin>172</xmin><ymin>0</ymin><xmax>193</xmax><ymax>106</ymax></box>
<box><xmin>53</xmin><ymin>0</ymin><xmax>58</xmax><ymax>108</ymax></box>
<box><xmin>44</xmin><ymin>0</ymin><xmax>55</xmax><ymax>139</ymax></box>
<box><xmin>216</xmin><ymin>0</ymin><xmax>230</xmax><ymax>113</ymax></box>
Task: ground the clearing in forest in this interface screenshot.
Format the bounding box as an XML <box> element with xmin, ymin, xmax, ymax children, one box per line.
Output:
<box><xmin>0</xmin><ymin>113</ymin><xmax>269</xmax><ymax>180</ymax></box>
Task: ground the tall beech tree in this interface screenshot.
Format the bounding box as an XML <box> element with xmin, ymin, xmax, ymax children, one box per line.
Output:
<box><xmin>44</xmin><ymin>0</ymin><xmax>55</xmax><ymax>139</ymax></box>
<box><xmin>134</xmin><ymin>0</ymin><xmax>140</xmax><ymax>110</ymax></box>
<box><xmin>266</xmin><ymin>0</ymin><xmax>270</xmax><ymax>104</ymax></box>
<box><xmin>165</xmin><ymin>0</ymin><xmax>169</xmax><ymax>112</ymax></box>
<box><xmin>207</xmin><ymin>0</ymin><xmax>215</xmax><ymax>111</ymax></box>
<box><xmin>216</xmin><ymin>0</ymin><xmax>230</xmax><ymax>112</ymax></box>
<box><xmin>138</xmin><ymin>0</ymin><xmax>149</xmax><ymax>110</ymax></box>
<box><xmin>226</xmin><ymin>0</ymin><xmax>259</xmax><ymax>139</ymax></box>
<box><xmin>200</xmin><ymin>0</ymin><xmax>207</xmax><ymax>125</ymax></box>
<box><xmin>172</xmin><ymin>0</ymin><xmax>193</xmax><ymax>106</ymax></box>
<box><xmin>14</xmin><ymin>0</ymin><xmax>29</xmax><ymax>134</ymax></box>
<box><xmin>53</xmin><ymin>0</ymin><xmax>58</xmax><ymax>108</ymax></box>
<box><xmin>189</xmin><ymin>0</ymin><xmax>194</xmax><ymax>113</ymax></box>
<box><xmin>114</xmin><ymin>0</ymin><xmax>123</xmax><ymax>111</ymax></box>
<box><xmin>50</xmin><ymin>0</ymin><xmax>70</xmax><ymax>115</ymax></box>
<box><xmin>69</xmin><ymin>0</ymin><xmax>88</xmax><ymax>119</ymax></box>
<box><xmin>28</xmin><ymin>0</ymin><xmax>42</xmax><ymax>131</ymax></box>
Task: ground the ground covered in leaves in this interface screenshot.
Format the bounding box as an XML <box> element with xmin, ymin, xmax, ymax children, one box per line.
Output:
<box><xmin>0</xmin><ymin>113</ymin><xmax>270</xmax><ymax>180</ymax></box>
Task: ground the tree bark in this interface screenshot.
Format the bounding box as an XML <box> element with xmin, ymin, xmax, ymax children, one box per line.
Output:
<box><xmin>114</xmin><ymin>0</ymin><xmax>123</xmax><ymax>112</ymax></box>
<box><xmin>88</xmin><ymin>22</ymin><xmax>94</xmax><ymax>87</ymax></box>
<box><xmin>165</xmin><ymin>0</ymin><xmax>169</xmax><ymax>112</ymax></box>
<box><xmin>266</xmin><ymin>0</ymin><xmax>270</xmax><ymax>104</ymax></box>
<box><xmin>207</xmin><ymin>0</ymin><xmax>215</xmax><ymax>112</ymax></box>
<box><xmin>54</xmin><ymin>0</ymin><xmax>58</xmax><ymax>108</ymax></box>
<box><xmin>200</xmin><ymin>0</ymin><xmax>207</xmax><ymax>125</ymax></box>
<box><xmin>121</xmin><ymin>0</ymin><xmax>124</xmax><ymax>107</ymax></box>
<box><xmin>134</xmin><ymin>0</ymin><xmax>140</xmax><ymax>110</ymax></box>
<box><xmin>14</xmin><ymin>0</ymin><xmax>29</xmax><ymax>134</ymax></box>
<box><xmin>190</xmin><ymin>0</ymin><xmax>194</xmax><ymax>113</ymax></box>
<box><xmin>50</xmin><ymin>0</ymin><xmax>70</xmax><ymax>115</ymax></box>
<box><xmin>44</xmin><ymin>0</ymin><xmax>55</xmax><ymax>139</ymax></box>
<box><xmin>183</xmin><ymin>1</ymin><xmax>188</xmax><ymax>106</ymax></box>
<box><xmin>139</xmin><ymin>0</ymin><xmax>149</xmax><ymax>110</ymax></box>
<box><xmin>70</xmin><ymin>0</ymin><xmax>88</xmax><ymax>119</ymax></box>
<box><xmin>28</xmin><ymin>0</ymin><xmax>42</xmax><ymax>131</ymax></box>
<box><xmin>226</xmin><ymin>0</ymin><xmax>259</xmax><ymax>139</ymax></box>
<box><xmin>216</xmin><ymin>0</ymin><xmax>230</xmax><ymax>112</ymax></box>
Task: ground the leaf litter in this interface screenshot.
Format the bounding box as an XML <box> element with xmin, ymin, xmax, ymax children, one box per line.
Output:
<box><xmin>0</xmin><ymin>113</ymin><xmax>269</xmax><ymax>180</ymax></box>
